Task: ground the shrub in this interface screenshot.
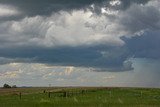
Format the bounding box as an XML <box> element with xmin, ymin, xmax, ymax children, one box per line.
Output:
<box><xmin>12</xmin><ymin>85</ymin><xmax>17</xmax><ymax>88</ymax></box>
<box><xmin>3</xmin><ymin>84</ymin><xmax>11</xmax><ymax>88</ymax></box>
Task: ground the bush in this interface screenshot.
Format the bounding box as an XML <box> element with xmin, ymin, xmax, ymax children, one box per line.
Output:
<box><xmin>3</xmin><ymin>84</ymin><xmax>11</xmax><ymax>88</ymax></box>
<box><xmin>12</xmin><ymin>85</ymin><xmax>17</xmax><ymax>88</ymax></box>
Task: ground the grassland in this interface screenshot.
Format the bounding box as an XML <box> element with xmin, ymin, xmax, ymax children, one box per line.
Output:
<box><xmin>0</xmin><ymin>87</ymin><xmax>160</xmax><ymax>107</ymax></box>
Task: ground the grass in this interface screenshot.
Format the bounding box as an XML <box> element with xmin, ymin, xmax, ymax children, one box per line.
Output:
<box><xmin>0</xmin><ymin>87</ymin><xmax>160</xmax><ymax>107</ymax></box>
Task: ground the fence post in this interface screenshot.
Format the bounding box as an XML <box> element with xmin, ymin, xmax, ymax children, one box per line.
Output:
<box><xmin>82</xmin><ymin>90</ymin><xmax>85</xmax><ymax>94</ymax></box>
<box><xmin>19</xmin><ymin>92</ymin><xmax>22</xmax><ymax>99</ymax></box>
<box><xmin>48</xmin><ymin>92</ymin><xmax>51</xmax><ymax>98</ymax></box>
<box><xmin>109</xmin><ymin>91</ymin><xmax>111</xmax><ymax>97</ymax></box>
<box><xmin>63</xmin><ymin>91</ymin><xmax>67</xmax><ymax>98</ymax></box>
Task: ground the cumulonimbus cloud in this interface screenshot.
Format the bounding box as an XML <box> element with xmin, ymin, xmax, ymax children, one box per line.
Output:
<box><xmin>0</xmin><ymin>0</ymin><xmax>160</xmax><ymax>71</ymax></box>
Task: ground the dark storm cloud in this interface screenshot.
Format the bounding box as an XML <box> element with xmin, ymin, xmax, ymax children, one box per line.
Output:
<box><xmin>0</xmin><ymin>0</ymin><xmax>159</xmax><ymax>72</ymax></box>
<box><xmin>0</xmin><ymin>45</ymin><xmax>131</xmax><ymax>71</ymax></box>
<box><xmin>0</xmin><ymin>0</ymin><xmax>102</xmax><ymax>16</ymax></box>
<box><xmin>123</xmin><ymin>30</ymin><xmax>160</xmax><ymax>59</ymax></box>
<box><xmin>119</xmin><ymin>3</ymin><xmax>160</xmax><ymax>35</ymax></box>
<box><xmin>0</xmin><ymin>0</ymin><xmax>149</xmax><ymax>21</ymax></box>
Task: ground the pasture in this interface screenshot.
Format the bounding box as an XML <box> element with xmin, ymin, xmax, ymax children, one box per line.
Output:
<box><xmin>0</xmin><ymin>87</ymin><xmax>160</xmax><ymax>107</ymax></box>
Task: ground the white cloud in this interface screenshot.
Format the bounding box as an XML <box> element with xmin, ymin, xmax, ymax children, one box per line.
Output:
<box><xmin>109</xmin><ymin>0</ymin><xmax>121</xmax><ymax>6</ymax></box>
<box><xmin>0</xmin><ymin>69</ymin><xmax>23</xmax><ymax>79</ymax></box>
<box><xmin>0</xmin><ymin>9</ymin><xmax>127</xmax><ymax>48</ymax></box>
<box><xmin>65</xmin><ymin>66</ymin><xmax>74</xmax><ymax>75</ymax></box>
<box><xmin>0</xmin><ymin>4</ymin><xmax>20</xmax><ymax>17</ymax></box>
<box><xmin>101</xmin><ymin>7</ymin><xmax>119</xmax><ymax>15</ymax></box>
<box><xmin>0</xmin><ymin>59</ymin><xmax>160</xmax><ymax>87</ymax></box>
<box><xmin>0</xmin><ymin>0</ymin><xmax>158</xmax><ymax>48</ymax></box>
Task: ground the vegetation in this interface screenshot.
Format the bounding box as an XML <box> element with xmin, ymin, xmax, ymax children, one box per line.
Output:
<box><xmin>0</xmin><ymin>87</ymin><xmax>160</xmax><ymax>107</ymax></box>
<box><xmin>12</xmin><ymin>85</ymin><xmax>17</xmax><ymax>88</ymax></box>
<box><xmin>3</xmin><ymin>84</ymin><xmax>11</xmax><ymax>88</ymax></box>
<box><xmin>2</xmin><ymin>84</ymin><xmax>17</xmax><ymax>89</ymax></box>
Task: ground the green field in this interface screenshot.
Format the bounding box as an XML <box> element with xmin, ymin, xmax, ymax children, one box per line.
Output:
<box><xmin>0</xmin><ymin>87</ymin><xmax>160</xmax><ymax>107</ymax></box>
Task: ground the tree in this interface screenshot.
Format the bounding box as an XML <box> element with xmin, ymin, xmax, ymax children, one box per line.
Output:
<box><xmin>3</xmin><ymin>84</ymin><xmax>11</xmax><ymax>88</ymax></box>
<box><xmin>12</xmin><ymin>85</ymin><xmax>17</xmax><ymax>88</ymax></box>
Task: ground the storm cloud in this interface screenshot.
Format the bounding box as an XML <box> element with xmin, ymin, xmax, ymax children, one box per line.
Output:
<box><xmin>0</xmin><ymin>0</ymin><xmax>160</xmax><ymax>71</ymax></box>
<box><xmin>0</xmin><ymin>0</ymin><xmax>149</xmax><ymax>15</ymax></box>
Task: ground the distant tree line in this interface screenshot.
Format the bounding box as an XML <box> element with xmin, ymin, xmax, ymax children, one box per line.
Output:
<box><xmin>3</xmin><ymin>84</ymin><xmax>17</xmax><ymax>88</ymax></box>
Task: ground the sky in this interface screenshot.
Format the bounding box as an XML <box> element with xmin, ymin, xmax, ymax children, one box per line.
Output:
<box><xmin>0</xmin><ymin>0</ymin><xmax>160</xmax><ymax>87</ymax></box>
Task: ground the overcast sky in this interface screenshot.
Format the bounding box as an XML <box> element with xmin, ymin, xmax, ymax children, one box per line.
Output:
<box><xmin>0</xmin><ymin>0</ymin><xmax>160</xmax><ymax>87</ymax></box>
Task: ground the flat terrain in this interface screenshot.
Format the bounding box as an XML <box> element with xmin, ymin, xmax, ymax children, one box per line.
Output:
<box><xmin>0</xmin><ymin>87</ymin><xmax>160</xmax><ymax>107</ymax></box>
